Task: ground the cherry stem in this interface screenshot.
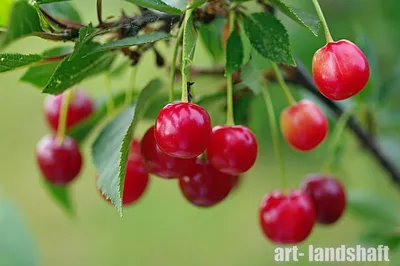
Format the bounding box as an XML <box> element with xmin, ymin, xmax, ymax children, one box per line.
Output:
<box><xmin>181</xmin><ymin>8</ymin><xmax>194</xmax><ymax>103</ymax></box>
<box><xmin>97</xmin><ymin>0</ymin><xmax>103</xmax><ymax>25</ymax></box>
<box><xmin>262</xmin><ymin>83</ymin><xmax>287</xmax><ymax>193</ymax></box>
<box><xmin>169</xmin><ymin>24</ymin><xmax>184</xmax><ymax>103</ymax></box>
<box><xmin>225</xmin><ymin>9</ymin><xmax>236</xmax><ymax>126</ymax></box>
<box><xmin>57</xmin><ymin>89</ymin><xmax>73</xmax><ymax>145</ymax></box>
<box><xmin>311</xmin><ymin>0</ymin><xmax>334</xmax><ymax>43</ymax></box>
<box><xmin>322</xmin><ymin>108</ymin><xmax>354</xmax><ymax>174</ymax></box>
<box><xmin>125</xmin><ymin>66</ymin><xmax>137</xmax><ymax>106</ymax></box>
<box><xmin>271</xmin><ymin>62</ymin><xmax>296</xmax><ymax>106</ymax></box>
<box><xmin>104</xmin><ymin>74</ymin><xmax>115</xmax><ymax>114</ymax></box>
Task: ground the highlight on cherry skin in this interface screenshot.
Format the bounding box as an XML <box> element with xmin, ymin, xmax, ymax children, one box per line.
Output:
<box><xmin>44</xmin><ymin>89</ymin><xmax>95</xmax><ymax>131</ymax></box>
<box><xmin>301</xmin><ymin>174</ymin><xmax>347</xmax><ymax>225</ymax></box>
<box><xmin>36</xmin><ymin>135</ymin><xmax>82</xmax><ymax>185</ymax></box>
<box><xmin>280</xmin><ymin>99</ymin><xmax>329</xmax><ymax>152</ymax></box>
<box><xmin>259</xmin><ymin>189</ymin><xmax>316</xmax><ymax>244</ymax></box>
<box><xmin>312</xmin><ymin>39</ymin><xmax>370</xmax><ymax>101</ymax></box>
<box><xmin>154</xmin><ymin>102</ymin><xmax>212</xmax><ymax>159</ymax></box>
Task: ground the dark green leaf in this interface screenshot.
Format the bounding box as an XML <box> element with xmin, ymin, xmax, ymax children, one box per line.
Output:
<box><xmin>40</xmin><ymin>1</ymin><xmax>82</xmax><ymax>23</ymax></box>
<box><xmin>0</xmin><ymin>200</ymin><xmax>39</xmax><ymax>266</ymax></box>
<box><xmin>243</xmin><ymin>13</ymin><xmax>295</xmax><ymax>65</ymax></box>
<box><xmin>88</xmin><ymin>32</ymin><xmax>171</xmax><ymax>55</ymax></box>
<box><xmin>268</xmin><ymin>0</ymin><xmax>320</xmax><ymax>36</ymax></box>
<box><xmin>197</xmin><ymin>18</ymin><xmax>225</xmax><ymax>62</ymax></box>
<box><xmin>68</xmin><ymin>24</ymin><xmax>97</xmax><ymax>60</ymax></box>
<box><xmin>42</xmin><ymin>180</ymin><xmax>74</xmax><ymax>214</ymax></box>
<box><xmin>92</xmin><ymin>79</ymin><xmax>162</xmax><ymax>214</ymax></box>
<box><xmin>125</xmin><ymin>0</ymin><xmax>183</xmax><ymax>15</ymax></box>
<box><xmin>182</xmin><ymin>10</ymin><xmax>197</xmax><ymax>76</ymax></box>
<box><xmin>2</xmin><ymin>0</ymin><xmax>43</xmax><ymax>46</ymax></box>
<box><xmin>0</xmin><ymin>53</ymin><xmax>42</xmax><ymax>73</ymax></box>
<box><xmin>226</xmin><ymin>29</ymin><xmax>243</xmax><ymax>75</ymax></box>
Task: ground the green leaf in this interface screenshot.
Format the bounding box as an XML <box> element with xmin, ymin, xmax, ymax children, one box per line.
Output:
<box><xmin>35</xmin><ymin>0</ymin><xmax>70</xmax><ymax>3</ymax></box>
<box><xmin>188</xmin><ymin>0</ymin><xmax>207</xmax><ymax>9</ymax></box>
<box><xmin>125</xmin><ymin>0</ymin><xmax>183</xmax><ymax>15</ymax></box>
<box><xmin>360</xmin><ymin>225</ymin><xmax>400</xmax><ymax>250</ymax></box>
<box><xmin>0</xmin><ymin>53</ymin><xmax>43</xmax><ymax>73</ymax></box>
<box><xmin>243</xmin><ymin>13</ymin><xmax>295</xmax><ymax>66</ymax></box>
<box><xmin>197</xmin><ymin>18</ymin><xmax>225</xmax><ymax>62</ymax></box>
<box><xmin>88</xmin><ymin>32</ymin><xmax>171</xmax><ymax>55</ymax></box>
<box><xmin>240</xmin><ymin>49</ymin><xmax>269</xmax><ymax>94</ymax></box>
<box><xmin>0</xmin><ymin>0</ymin><xmax>13</xmax><ymax>26</ymax></box>
<box><xmin>20</xmin><ymin>46</ymin><xmax>73</xmax><ymax>88</ymax></box>
<box><xmin>182</xmin><ymin>9</ymin><xmax>197</xmax><ymax>76</ymax></box>
<box><xmin>347</xmin><ymin>190</ymin><xmax>399</xmax><ymax>225</ymax></box>
<box><xmin>40</xmin><ymin>1</ymin><xmax>82</xmax><ymax>23</ymax></box>
<box><xmin>92</xmin><ymin>79</ymin><xmax>162</xmax><ymax>214</ymax></box>
<box><xmin>43</xmin><ymin>42</ymin><xmax>116</xmax><ymax>94</ymax></box>
<box><xmin>226</xmin><ymin>29</ymin><xmax>243</xmax><ymax>75</ymax></box>
<box><xmin>0</xmin><ymin>200</ymin><xmax>39</xmax><ymax>266</ymax></box>
<box><xmin>268</xmin><ymin>0</ymin><xmax>320</xmax><ymax>36</ymax></box>
<box><xmin>68</xmin><ymin>24</ymin><xmax>97</xmax><ymax>60</ymax></box>
<box><xmin>42</xmin><ymin>181</ymin><xmax>74</xmax><ymax>214</ymax></box>
<box><xmin>2</xmin><ymin>0</ymin><xmax>43</xmax><ymax>46</ymax></box>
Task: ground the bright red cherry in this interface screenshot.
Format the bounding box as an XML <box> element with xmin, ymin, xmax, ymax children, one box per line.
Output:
<box><xmin>301</xmin><ymin>174</ymin><xmax>346</xmax><ymax>225</ymax></box>
<box><xmin>141</xmin><ymin>126</ymin><xmax>196</xmax><ymax>179</ymax></box>
<box><xmin>128</xmin><ymin>139</ymin><xmax>142</xmax><ymax>161</ymax></box>
<box><xmin>259</xmin><ymin>190</ymin><xmax>316</xmax><ymax>244</ymax></box>
<box><xmin>280</xmin><ymin>100</ymin><xmax>328</xmax><ymax>151</ymax></box>
<box><xmin>44</xmin><ymin>89</ymin><xmax>94</xmax><ymax>131</ymax></box>
<box><xmin>121</xmin><ymin>158</ymin><xmax>149</xmax><ymax>205</ymax></box>
<box><xmin>207</xmin><ymin>125</ymin><xmax>258</xmax><ymax>174</ymax></box>
<box><xmin>312</xmin><ymin>40</ymin><xmax>370</xmax><ymax>100</ymax></box>
<box><xmin>154</xmin><ymin>102</ymin><xmax>212</xmax><ymax>159</ymax></box>
<box><xmin>179</xmin><ymin>159</ymin><xmax>237</xmax><ymax>207</ymax></box>
<box><xmin>36</xmin><ymin>135</ymin><xmax>82</xmax><ymax>185</ymax></box>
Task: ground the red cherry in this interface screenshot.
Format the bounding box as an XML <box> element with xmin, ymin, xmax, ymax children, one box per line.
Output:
<box><xmin>154</xmin><ymin>102</ymin><xmax>212</xmax><ymax>159</ymax></box>
<box><xmin>259</xmin><ymin>190</ymin><xmax>316</xmax><ymax>244</ymax></box>
<box><xmin>128</xmin><ymin>139</ymin><xmax>142</xmax><ymax>161</ymax></box>
<box><xmin>36</xmin><ymin>135</ymin><xmax>82</xmax><ymax>185</ymax></box>
<box><xmin>179</xmin><ymin>159</ymin><xmax>237</xmax><ymax>207</ymax></box>
<box><xmin>312</xmin><ymin>40</ymin><xmax>370</xmax><ymax>100</ymax></box>
<box><xmin>122</xmin><ymin>158</ymin><xmax>149</xmax><ymax>205</ymax></box>
<box><xmin>141</xmin><ymin>126</ymin><xmax>196</xmax><ymax>179</ymax></box>
<box><xmin>301</xmin><ymin>174</ymin><xmax>346</xmax><ymax>225</ymax></box>
<box><xmin>280</xmin><ymin>100</ymin><xmax>328</xmax><ymax>151</ymax></box>
<box><xmin>207</xmin><ymin>125</ymin><xmax>258</xmax><ymax>174</ymax></box>
<box><xmin>44</xmin><ymin>89</ymin><xmax>94</xmax><ymax>131</ymax></box>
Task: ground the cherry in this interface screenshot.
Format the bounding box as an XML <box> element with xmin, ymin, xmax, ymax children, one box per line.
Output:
<box><xmin>121</xmin><ymin>158</ymin><xmax>149</xmax><ymax>205</ymax></box>
<box><xmin>280</xmin><ymin>99</ymin><xmax>328</xmax><ymax>151</ymax></box>
<box><xmin>259</xmin><ymin>190</ymin><xmax>316</xmax><ymax>244</ymax></box>
<box><xmin>36</xmin><ymin>135</ymin><xmax>82</xmax><ymax>185</ymax></box>
<box><xmin>206</xmin><ymin>125</ymin><xmax>258</xmax><ymax>174</ymax></box>
<box><xmin>312</xmin><ymin>40</ymin><xmax>370</xmax><ymax>100</ymax></box>
<box><xmin>301</xmin><ymin>174</ymin><xmax>346</xmax><ymax>225</ymax></box>
<box><xmin>141</xmin><ymin>126</ymin><xmax>196</xmax><ymax>179</ymax></box>
<box><xmin>154</xmin><ymin>102</ymin><xmax>212</xmax><ymax>159</ymax></box>
<box><xmin>44</xmin><ymin>89</ymin><xmax>94</xmax><ymax>131</ymax></box>
<box><xmin>128</xmin><ymin>139</ymin><xmax>142</xmax><ymax>161</ymax></box>
<box><xmin>179</xmin><ymin>159</ymin><xmax>237</xmax><ymax>207</ymax></box>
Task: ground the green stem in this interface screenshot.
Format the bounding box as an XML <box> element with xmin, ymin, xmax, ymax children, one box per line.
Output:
<box><xmin>181</xmin><ymin>8</ymin><xmax>194</xmax><ymax>103</ymax></box>
<box><xmin>311</xmin><ymin>0</ymin><xmax>334</xmax><ymax>43</ymax></box>
<box><xmin>104</xmin><ymin>74</ymin><xmax>115</xmax><ymax>113</ymax></box>
<box><xmin>125</xmin><ymin>66</ymin><xmax>137</xmax><ymax>106</ymax></box>
<box><xmin>322</xmin><ymin>108</ymin><xmax>354</xmax><ymax>174</ymax></box>
<box><xmin>262</xmin><ymin>83</ymin><xmax>287</xmax><ymax>193</ymax></box>
<box><xmin>270</xmin><ymin>62</ymin><xmax>296</xmax><ymax>106</ymax></box>
<box><xmin>57</xmin><ymin>89</ymin><xmax>72</xmax><ymax>145</ymax></box>
<box><xmin>169</xmin><ymin>24</ymin><xmax>185</xmax><ymax>103</ymax></box>
<box><xmin>225</xmin><ymin>10</ymin><xmax>236</xmax><ymax>126</ymax></box>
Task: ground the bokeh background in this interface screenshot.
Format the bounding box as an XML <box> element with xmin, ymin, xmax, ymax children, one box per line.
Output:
<box><xmin>1</xmin><ymin>0</ymin><xmax>400</xmax><ymax>265</ymax></box>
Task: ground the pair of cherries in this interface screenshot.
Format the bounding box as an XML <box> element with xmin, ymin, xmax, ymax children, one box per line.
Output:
<box><xmin>36</xmin><ymin>90</ymin><xmax>94</xmax><ymax>185</ymax></box>
<box><xmin>259</xmin><ymin>174</ymin><xmax>346</xmax><ymax>244</ymax></box>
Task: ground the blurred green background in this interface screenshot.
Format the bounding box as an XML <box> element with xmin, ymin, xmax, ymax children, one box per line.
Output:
<box><xmin>1</xmin><ymin>0</ymin><xmax>400</xmax><ymax>265</ymax></box>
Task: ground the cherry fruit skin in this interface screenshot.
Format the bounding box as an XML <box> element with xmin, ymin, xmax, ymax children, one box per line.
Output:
<box><xmin>44</xmin><ymin>89</ymin><xmax>94</xmax><ymax>131</ymax></box>
<box><xmin>259</xmin><ymin>190</ymin><xmax>316</xmax><ymax>244</ymax></box>
<box><xmin>36</xmin><ymin>135</ymin><xmax>82</xmax><ymax>185</ymax></box>
<box><xmin>301</xmin><ymin>174</ymin><xmax>346</xmax><ymax>225</ymax></box>
<box><xmin>280</xmin><ymin>99</ymin><xmax>328</xmax><ymax>151</ymax></box>
<box><xmin>154</xmin><ymin>102</ymin><xmax>212</xmax><ymax>159</ymax></box>
<box><xmin>207</xmin><ymin>125</ymin><xmax>258</xmax><ymax>174</ymax></box>
<box><xmin>179</xmin><ymin>159</ymin><xmax>237</xmax><ymax>207</ymax></box>
<box><xmin>122</xmin><ymin>158</ymin><xmax>149</xmax><ymax>205</ymax></box>
<box><xmin>312</xmin><ymin>40</ymin><xmax>370</xmax><ymax>100</ymax></box>
<box><xmin>141</xmin><ymin>126</ymin><xmax>196</xmax><ymax>179</ymax></box>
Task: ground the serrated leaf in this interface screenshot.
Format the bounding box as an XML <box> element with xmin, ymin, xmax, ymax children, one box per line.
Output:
<box><xmin>40</xmin><ymin>1</ymin><xmax>82</xmax><ymax>23</ymax></box>
<box><xmin>42</xmin><ymin>180</ymin><xmax>74</xmax><ymax>214</ymax></box>
<box><xmin>182</xmin><ymin>9</ymin><xmax>197</xmax><ymax>76</ymax></box>
<box><xmin>0</xmin><ymin>53</ymin><xmax>43</xmax><ymax>73</ymax></box>
<box><xmin>43</xmin><ymin>42</ymin><xmax>116</xmax><ymax>94</ymax></box>
<box><xmin>197</xmin><ymin>18</ymin><xmax>225</xmax><ymax>62</ymax></box>
<box><xmin>68</xmin><ymin>24</ymin><xmax>97</xmax><ymax>60</ymax></box>
<box><xmin>92</xmin><ymin>79</ymin><xmax>162</xmax><ymax>214</ymax></box>
<box><xmin>269</xmin><ymin>0</ymin><xmax>320</xmax><ymax>36</ymax></box>
<box><xmin>243</xmin><ymin>13</ymin><xmax>295</xmax><ymax>66</ymax></box>
<box><xmin>226</xmin><ymin>29</ymin><xmax>243</xmax><ymax>75</ymax></box>
<box><xmin>125</xmin><ymin>0</ymin><xmax>182</xmax><ymax>15</ymax></box>
<box><xmin>88</xmin><ymin>32</ymin><xmax>171</xmax><ymax>55</ymax></box>
<box><xmin>2</xmin><ymin>0</ymin><xmax>43</xmax><ymax>46</ymax></box>
<box><xmin>0</xmin><ymin>0</ymin><xmax>13</xmax><ymax>26</ymax></box>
